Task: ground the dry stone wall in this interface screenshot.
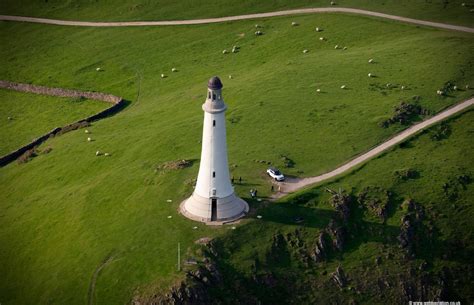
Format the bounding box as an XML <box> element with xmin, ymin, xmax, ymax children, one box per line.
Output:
<box><xmin>0</xmin><ymin>80</ymin><xmax>125</xmax><ymax>167</ymax></box>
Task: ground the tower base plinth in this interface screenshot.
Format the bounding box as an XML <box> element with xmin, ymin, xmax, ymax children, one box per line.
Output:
<box><xmin>180</xmin><ymin>192</ymin><xmax>249</xmax><ymax>224</ymax></box>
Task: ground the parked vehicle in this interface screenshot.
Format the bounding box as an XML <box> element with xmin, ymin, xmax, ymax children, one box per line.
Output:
<box><xmin>266</xmin><ymin>167</ymin><xmax>285</xmax><ymax>181</ymax></box>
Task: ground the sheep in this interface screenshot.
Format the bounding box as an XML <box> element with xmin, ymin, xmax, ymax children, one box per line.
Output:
<box><xmin>315</xmin><ymin>27</ymin><xmax>322</xmax><ymax>32</ymax></box>
<box><xmin>255</xmin><ymin>30</ymin><xmax>263</xmax><ymax>36</ymax></box>
<box><xmin>85</xmin><ymin>129</ymin><xmax>90</xmax><ymax>134</ymax></box>
<box><xmin>292</xmin><ymin>21</ymin><xmax>298</xmax><ymax>26</ymax></box>
<box><xmin>401</xmin><ymin>86</ymin><xmax>406</xmax><ymax>90</ymax></box>
<box><xmin>87</xmin><ymin>137</ymin><xmax>92</xmax><ymax>142</ymax></box>
<box><xmin>255</xmin><ymin>24</ymin><xmax>260</xmax><ymax>28</ymax></box>
<box><xmin>257</xmin><ymin>215</ymin><xmax>263</xmax><ymax>219</ymax></box>
<box><xmin>161</xmin><ymin>73</ymin><xmax>166</xmax><ymax>78</ymax></box>
<box><xmin>167</xmin><ymin>215</ymin><xmax>172</xmax><ymax>219</ymax></box>
<box><xmin>437</xmin><ymin>90</ymin><xmax>444</xmax><ymax>95</ymax></box>
<box><xmin>453</xmin><ymin>85</ymin><xmax>458</xmax><ymax>91</ymax></box>
<box><xmin>228</xmin><ymin>75</ymin><xmax>233</xmax><ymax>79</ymax></box>
<box><xmin>466</xmin><ymin>85</ymin><xmax>470</xmax><ymax>89</ymax></box>
<box><xmin>166</xmin><ymin>199</ymin><xmax>173</xmax><ymax>202</ymax></box>
<box><xmin>316</xmin><ymin>89</ymin><xmax>321</xmax><ymax>93</ymax></box>
<box><xmin>368</xmin><ymin>58</ymin><xmax>374</xmax><ymax>63</ymax></box>
<box><xmin>95</xmin><ymin>151</ymin><xmax>101</xmax><ymax>156</ymax></box>
<box><xmin>104</xmin><ymin>153</ymin><xmax>110</xmax><ymax>157</ymax></box>
<box><xmin>341</xmin><ymin>85</ymin><xmax>346</xmax><ymax>89</ymax></box>
<box><xmin>331</xmin><ymin>1</ymin><xmax>336</xmax><ymax>5</ymax></box>
<box><xmin>171</xmin><ymin>67</ymin><xmax>177</xmax><ymax>72</ymax></box>
<box><xmin>7</xmin><ymin>116</ymin><xmax>12</xmax><ymax>120</ymax></box>
<box><xmin>303</xmin><ymin>49</ymin><xmax>309</xmax><ymax>53</ymax></box>
<box><xmin>96</xmin><ymin>67</ymin><xmax>101</xmax><ymax>72</ymax></box>
<box><xmin>222</xmin><ymin>49</ymin><xmax>228</xmax><ymax>54</ymax></box>
<box><xmin>462</xmin><ymin>2</ymin><xmax>466</xmax><ymax>6</ymax></box>
<box><xmin>193</xmin><ymin>226</ymin><xmax>198</xmax><ymax>230</ymax></box>
<box><xmin>334</xmin><ymin>45</ymin><xmax>339</xmax><ymax>49</ymax></box>
<box><xmin>232</xmin><ymin>46</ymin><xmax>238</xmax><ymax>53</ymax></box>
<box><xmin>319</xmin><ymin>37</ymin><xmax>325</xmax><ymax>41</ymax></box>
<box><xmin>343</xmin><ymin>46</ymin><xmax>347</xmax><ymax>50</ymax></box>
<box><xmin>386</xmin><ymin>83</ymin><xmax>391</xmax><ymax>88</ymax></box>
<box><xmin>231</xmin><ymin>226</ymin><xmax>236</xmax><ymax>230</ymax></box>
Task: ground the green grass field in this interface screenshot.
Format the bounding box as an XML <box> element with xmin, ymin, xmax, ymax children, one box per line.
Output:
<box><xmin>0</xmin><ymin>3</ymin><xmax>473</xmax><ymax>305</ymax></box>
<box><xmin>0</xmin><ymin>89</ymin><xmax>107</xmax><ymax>155</ymax></box>
<box><xmin>1</xmin><ymin>0</ymin><xmax>474</xmax><ymax>27</ymax></box>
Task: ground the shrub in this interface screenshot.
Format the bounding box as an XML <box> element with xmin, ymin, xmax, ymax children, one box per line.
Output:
<box><xmin>430</xmin><ymin>122</ymin><xmax>451</xmax><ymax>141</ymax></box>
<box><xmin>17</xmin><ymin>147</ymin><xmax>38</xmax><ymax>164</ymax></box>
<box><xmin>394</xmin><ymin>168</ymin><xmax>419</xmax><ymax>181</ymax></box>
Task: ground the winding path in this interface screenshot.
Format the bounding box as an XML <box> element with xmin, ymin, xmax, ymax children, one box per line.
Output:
<box><xmin>1</xmin><ymin>8</ymin><xmax>473</xmax><ymax>33</ymax></box>
<box><xmin>274</xmin><ymin>97</ymin><xmax>474</xmax><ymax>198</ymax></box>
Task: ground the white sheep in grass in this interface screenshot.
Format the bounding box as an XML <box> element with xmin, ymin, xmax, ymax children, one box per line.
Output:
<box><xmin>341</xmin><ymin>85</ymin><xmax>346</xmax><ymax>89</ymax></box>
<box><xmin>319</xmin><ymin>37</ymin><xmax>325</xmax><ymax>41</ymax></box>
<box><xmin>104</xmin><ymin>153</ymin><xmax>110</xmax><ymax>157</ymax></box>
<box><xmin>316</xmin><ymin>89</ymin><xmax>321</xmax><ymax>93</ymax></box>
<box><xmin>437</xmin><ymin>90</ymin><xmax>444</xmax><ymax>95</ymax></box>
<box><xmin>465</xmin><ymin>85</ymin><xmax>470</xmax><ymax>89</ymax></box>
<box><xmin>334</xmin><ymin>45</ymin><xmax>339</xmax><ymax>49</ymax></box>
<box><xmin>161</xmin><ymin>73</ymin><xmax>166</xmax><ymax>78</ymax></box>
<box><xmin>255</xmin><ymin>24</ymin><xmax>260</xmax><ymax>28</ymax></box>
<box><xmin>331</xmin><ymin>1</ymin><xmax>336</xmax><ymax>5</ymax></box>
<box><xmin>368</xmin><ymin>58</ymin><xmax>374</xmax><ymax>63</ymax></box>
<box><xmin>315</xmin><ymin>27</ymin><xmax>322</xmax><ymax>32</ymax></box>
<box><xmin>222</xmin><ymin>49</ymin><xmax>228</xmax><ymax>54</ymax></box>
<box><xmin>453</xmin><ymin>85</ymin><xmax>458</xmax><ymax>91</ymax></box>
<box><xmin>96</xmin><ymin>67</ymin><xmax>101</xmax><ymax>72</ymax></box>
<box><xmin>95</xmin><ymin>151</ymin><xmax>101</xmax><ymax>156</ymax></box>
<box><xmin>87</xmin><ymin>137</ymin><xmax>92</xmax><ymax>142</ymax></box>
<box><xmin>171</xmin><ymin>68</ymin><xmax>177</xmax><ymax>72</ymax></box>
<box><xmin>292</xmin><ymin>21</ymin><xmax>298</xmax><ymax>26</ymax></box>
<box><xmin>255</xmin><ymin>30</ymin><xmax>263</xmax><ymax>36</ymax></box>
<box><xmin>386</xmin><ymin>83</ymin><xmax>391</xmax><ymax>88</ymax></box>
<box><xmin>368</xmin><ymin>73</ymin><xmax>373</xmax><ymax>77</ymax></box>
<box><xmin>228</xmin><ymin>75</ymin><xmax>233</xmax><ymax>79</ymax></box>
<box><xmin>401</xmin><ymin>86</ymin><xmax>406</xmax><ymax>90</ymax></box>
<box><xmin>85</xmin><ymin>129</ymin><xmax>90</xmax><ymax>134</ymax></box>
<box><xmin>343</xmin><ymin>46</ymin><xmax>347</xmax><ymax>50</ymax></box>
<box><xmin>303</xmin><ymin>49</ymin><xmax>309</xmax><ymax>53</ymax></box>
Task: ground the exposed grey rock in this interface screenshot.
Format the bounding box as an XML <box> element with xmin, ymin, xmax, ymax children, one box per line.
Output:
<box><xmin>311</xmin><ymin>231</ymin><xmax>328</xmax><ymax>262</ymax></box>
<box><xmin>331</xmin><ymin>266</ymin><xmax>348</xmax><ymax>289</ymax></box>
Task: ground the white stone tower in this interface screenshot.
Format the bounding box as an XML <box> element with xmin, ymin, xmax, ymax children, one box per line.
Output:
<box><xmin>180</xmin><ymin>76</ymin><xmax>249</xmax><ymax>223</ymax></box>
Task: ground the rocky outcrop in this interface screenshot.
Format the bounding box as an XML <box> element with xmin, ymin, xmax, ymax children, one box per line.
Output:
<box><xmin>398</xmin><ymin>215</ymin><xmax>415</xmax><ymax>257</ymax></box>
<box><xmin>311</xmin><ymin>231</ymin><xmax>328</xmax><ymax>262</ymax></box>
<box><xmin>327</xmin><ymin>188</ymin><xmax>351</xmax><ymax>223</ymax></box>
<box><xmin>327</xmin><ymin>219</ymin><xmax>346</xmax><ymax>252</ymax></box>
<box><xmin>331</xmin><ymin>266</ymin><xmax>348</xmax><ymax>289</ymax></box>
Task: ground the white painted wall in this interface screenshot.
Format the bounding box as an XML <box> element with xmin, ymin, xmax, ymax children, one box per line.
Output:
<box><xmin>194</xmin><ymin>91</ymin><xmax>234</xmax><ymax>199</ymax></box>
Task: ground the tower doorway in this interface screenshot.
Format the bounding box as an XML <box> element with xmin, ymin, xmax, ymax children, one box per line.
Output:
<box><xmin>211</xmin><ymin>199</ymin><xmax>217</xmax><ymax>221</ymax></box>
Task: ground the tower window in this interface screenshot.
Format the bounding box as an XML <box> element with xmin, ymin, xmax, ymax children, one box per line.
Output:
<box><xmin>213</xmin><ymin>171</ymin><xmax>216</xmax><ymax>178</ymax></box>
<box><xmin>212</xmin><ymin>93</ymin><xmax>216</xmax><ymax>100</ymax></box>
<box><xmin>208</xmin><ymin>92</ymin><xmax>211</xmax><ymax>99</ymax></box>
<box><xmin>213</xmin><ymin>120</ymin><xmax>216</xmax><ymax>127</ymax></box>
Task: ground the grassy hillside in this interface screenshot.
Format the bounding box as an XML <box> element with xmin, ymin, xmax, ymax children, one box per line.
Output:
<box><xmin>1</xmin><ymin>0</ymin><xmax>474</xmax><ymax>27</ymax></box>
<box><xmin>185</xmin><ymin>109</ymin><xmax>474</xmax><ymax>304</ymax></box>
<box><xmin>0</xmin><ymin>89</ymin><xmax>107</xmax><ymax>155</ymax></box>
<box><xmin>0</xmin><ymin>11</ymin><xmax>473</xmax><ymax>305</ymax></box>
